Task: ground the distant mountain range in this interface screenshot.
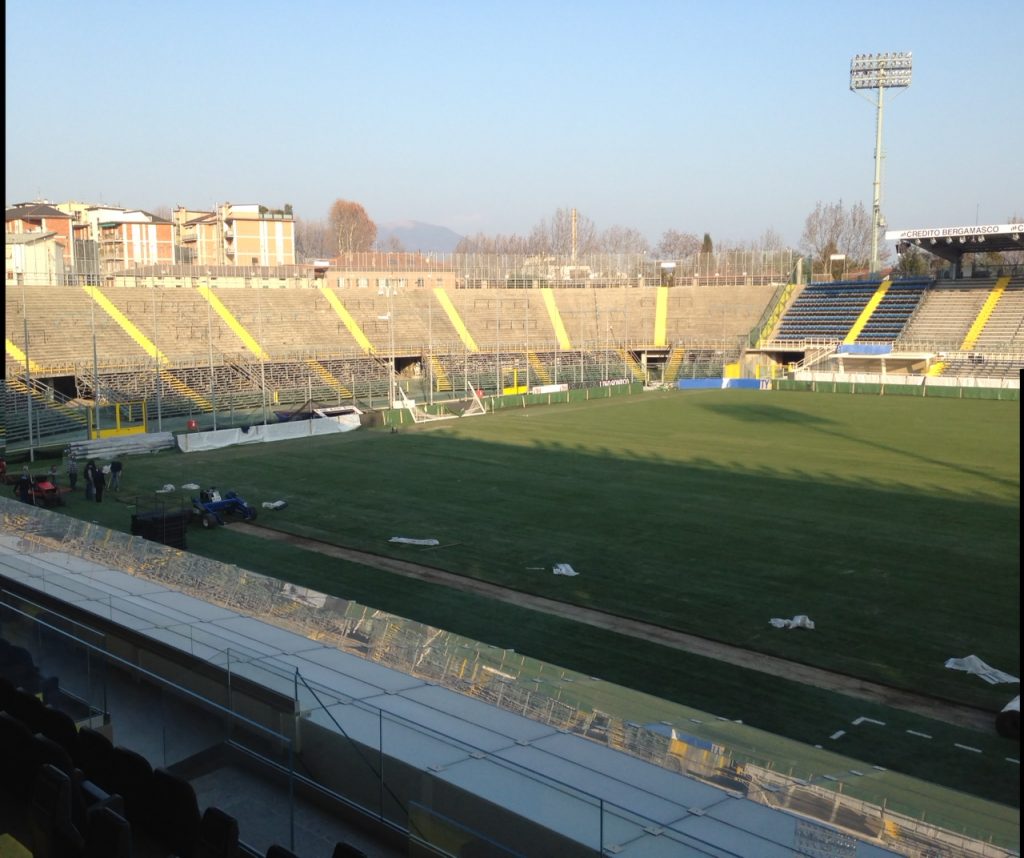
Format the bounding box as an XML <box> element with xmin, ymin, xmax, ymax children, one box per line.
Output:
<box><xmin>376</xmin><ymin>220</ymin><xmax>463</xmax><ymax>253</ymax></box>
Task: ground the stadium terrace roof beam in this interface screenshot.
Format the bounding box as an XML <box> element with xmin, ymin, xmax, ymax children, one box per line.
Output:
<box><xmin>887</xmin><ymin>222</ymin><xmax>1024</xmax><ymax>267</ymax></box>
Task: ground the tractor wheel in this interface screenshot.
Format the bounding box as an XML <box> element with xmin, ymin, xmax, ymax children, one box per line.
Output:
<box><xmin>201</xmin><ymin>513</ymin><xmax>217</xmax><ymax>529</ymax></box>
<box><xmin>245</xmin><ymin>507</ymin><xmax>258</xmax><ymax>522</ymax></box>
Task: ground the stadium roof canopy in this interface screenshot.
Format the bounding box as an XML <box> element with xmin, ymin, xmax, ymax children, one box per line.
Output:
<box><xmin>886</xmin><ymin>221</ymin><xmax>1024</xmax><ymax>264</ymax></box>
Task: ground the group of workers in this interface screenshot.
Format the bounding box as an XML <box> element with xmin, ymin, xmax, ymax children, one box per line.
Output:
<box><xmin>2</xmin><ymin>454</ymin><xmax>123</xmax><ymax>505</ymax></box>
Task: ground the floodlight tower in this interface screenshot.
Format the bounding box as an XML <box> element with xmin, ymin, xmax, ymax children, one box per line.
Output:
<box><xmin>849</xmin><ymin>52</ymin><xmax>912</xmax><ymax>275</ymax></box>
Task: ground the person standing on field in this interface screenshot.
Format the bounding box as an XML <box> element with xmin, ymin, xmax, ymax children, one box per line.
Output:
<box><xmin>17</xmin><ymin>467</ymin><xmax>33</xmax><ymax>504</ymax></box>
<box><xmin>67</xmin><ymin>454</ymin><xmax>78</xmax><ymax>491</ymax></box>
<box><xmin>84</xmin><ymin>460</ymin><xmax>96</xmax><ymax>501</ymax></box>
<box><xmin>92</xmin><ymin>463</ymin><xmax>107</xmax><ymax>503</ymax></box>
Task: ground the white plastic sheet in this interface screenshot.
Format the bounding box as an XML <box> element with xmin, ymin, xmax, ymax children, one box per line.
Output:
<box><xmin>553</xmin><ymin>563</ymin><xmax>578</xmax><ymax>577</ymax></box>
<box><xmin>177</xmin><ymin>417</ymin><xmax>359</xmax><ymax>453</ymax></box>
<box><xmin>944</xmin><ymin>655</ymin><xmax>1019</xmax><ymax>684</ymax></box>
<box><xmin>389</xmin><ymin>537</ymin><xmax>439</xmax><ymax>546</ymax></box>
<box><xmin>770</xmin><ymin>615</ymin><xmax>815</xmax><ymax>630</ymax></box>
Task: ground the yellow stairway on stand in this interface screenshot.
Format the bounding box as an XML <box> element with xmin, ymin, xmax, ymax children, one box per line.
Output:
<box><xmin>321</xmin><ymin>290</ymin><xmax>374</xmax><ymax>353</ymax></box>
<box><xmin>304</xmin><ymin>358</ymin><xmax>353</xmax><ymax>398</ymax></box>
<box><xmin>433</xmin><ymin>289</ymin><xmax>479</xmax><ymax>352</ymax></box>
<box><xmin>843</xmin><ymin>278</ymin><xmax>891</xmax><ymax>344</ymax></box>
<box><xmin>754</xmin><ymin>282</ymin><xmax>796</xmax><ymax>347</ymax></box>
<box><xmin>196</xmin><ymin>286</ymin><xmax>270</xmax><ymax>360</ymax></box>
<box><xmin>527</xmin><ymin>351</ymin><xmax>552</xmax><ymax>384</ymax></box>
<box><xmin>540</xmin><ymin>289</ymin><xmax>572</xmax><ymax>350</ymax></box>
<box><xmin>4</xmin><ymin>377</ymin><xmax>87</xmax><ymax>425</ymax></box>
<box><xmin>5</xmin><ymin>339</ymin><xmax>46</xmax><ymax>376</ymax></box>
<box><xmin>80</xmin><ymin>286</ymin><xmax>210</xmax><ymax>409</ymax></box>
<box><xmin>618</xmin><ymin>349</ymin><xmax>646</xmax><ymax>382</ymax></box>
<box><xmin>663</xmin><ymin>347</ymin><xmax>686</xmax><ymax>383</ymax></box>
<box><xmin>929</xmin><ymin>276</ymin><xmax>1010</xmax><ymax>377</ymax></box>
<box><xmin>960</xmin><ymin>276</ymin><xmax>1009</xmax><ymax>350</ymax></box>
<box><xmin>429</xmin><ymin>355</ymin><xmax>453</xmax><ymax>392</ymax></box>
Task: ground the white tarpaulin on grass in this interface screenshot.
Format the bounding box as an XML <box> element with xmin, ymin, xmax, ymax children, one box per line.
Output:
<box><xmin>177</xmin><ymin>416</ymin><xmax>359</xmax><ymax>453</ymax></box>
<box><xmin>390</xmin><ymin>537</ymin><xmax>439</xmax><ymax>546</ymax></box>
<box><xmin>944</xmin><ymin>655</ymin><xmax>1019</xmax><ymax>684</ymax></box>
<box><xmin>770</xmin><ymin>615</ymin><xmax>815</xmax><ymax>630</ymax></box>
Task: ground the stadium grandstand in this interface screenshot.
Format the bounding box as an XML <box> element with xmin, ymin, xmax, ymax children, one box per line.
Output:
<box><xmin>6</xmin><ymin>232</ymin><xmax>1020</xmax><ymax>452</ymax></box>
<box><xmin>2</xmin><ymin>230</ymin><xmax>1020</xmax><ymax>857</ymax></box>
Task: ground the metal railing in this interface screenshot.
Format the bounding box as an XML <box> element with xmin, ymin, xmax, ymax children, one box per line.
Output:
<box><xmin>0</xmin><ymin>498</ymin><xmax>1017</xmax><ymax>857</ymax></box>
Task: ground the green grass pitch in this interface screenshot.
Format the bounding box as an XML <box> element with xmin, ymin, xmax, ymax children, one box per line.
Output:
<box><xmin>65</xmin><ymin>387</ymin><xmax>1020</xmax><ymax>811</ymax></box>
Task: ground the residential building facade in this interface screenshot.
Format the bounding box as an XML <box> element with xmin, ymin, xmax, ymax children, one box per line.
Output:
<box><xmin>174</xmin><ymin>203</ymin><xmax>295</xmax><ymax>267</ymax></box>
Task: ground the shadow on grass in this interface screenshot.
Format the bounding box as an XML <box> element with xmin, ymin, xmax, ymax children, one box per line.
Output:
<box><xmin>51</xmin><ymin>396</ymin><xmax>1020</xmax><ymax>807</ymax></box>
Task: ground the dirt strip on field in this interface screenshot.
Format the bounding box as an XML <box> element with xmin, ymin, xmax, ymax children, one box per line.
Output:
<box><xmin>232</xmin><ymin>522</ymin><xmax>996</xmax><ymax>733</ymax></box>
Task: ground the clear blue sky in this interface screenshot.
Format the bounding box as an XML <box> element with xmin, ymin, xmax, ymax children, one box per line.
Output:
<box><xmin>5</xmin><ymin>0</ymin><xmax>1022</xmax><ymax>248</ymax></box>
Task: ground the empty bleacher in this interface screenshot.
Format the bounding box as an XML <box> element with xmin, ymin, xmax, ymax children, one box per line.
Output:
<box><xmin>854</xmin><ymin>278</ymin><xmax>930</xmax><ymax>342</ymax></box>
<box><xmin>939</xmin><ymin>353</ymin><xmax>1024</xmax><ymax>380</ymax></box>
<box><xmin>772</xmin><ymin>280</ymin><xmax>880</xmax><ymax>341</ymax></box>
<box><xmin>772</xmin><ymin>277</ymin><xmax>933</xmax><ymax>345</ymax></box>
<box><xmin>973</xmin><ymin>283</ymin><xmax>1024</xmax><ymax>349</ymax></box>
<box><xmin>897</xmin><ymin>283</ymin><xmax>991</xmax><ymax>349</ymax></box>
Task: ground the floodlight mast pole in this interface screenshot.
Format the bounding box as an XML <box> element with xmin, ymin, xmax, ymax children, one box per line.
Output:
<box><xmin>849</xmin><ymin>52</ymin><xmax>912</xmax><ymax>276</ymax></box>
<box><xmin>870</xmin><ymin>85</ymin><xmax>885</xmax><ymax>276</ymax></box>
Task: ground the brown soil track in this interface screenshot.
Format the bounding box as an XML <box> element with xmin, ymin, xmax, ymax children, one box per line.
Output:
<box><xmin>233</xmin><ymin>522</ymin><xmax>996</xmax><ymax>733</ymax></box>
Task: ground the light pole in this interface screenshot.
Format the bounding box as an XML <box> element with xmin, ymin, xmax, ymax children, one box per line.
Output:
<box><xmin>257</xmin><ymin>288</ymin><xmax>267</xmax><ymax>425</ymax></box>
<box><xmin>850</xmin><ymin>52</ymin><xmax>912</xmax><ymax>276</ymax></box>
<box><xmin>427</xmin><ymin>297</ymin><xmax>433</xmax><ymax>406</ymax></box>
<box><xmin>387</xmin><ymin>281</ymin><xmax>396</xmax><ymax>410</ymax></box>
<box><xmin>21</xmin><ymin>281</ymin><xmax>35</xmax><ymax>461</ymax></box>
<box><xmin>91</xmin><ymin>296</ymin><xmax>100</xmax><ymax>439</ymax></box>
<box><xmin>153</xmin><ymin>289</ymin><xmax>162</xmax><ymax>431</ymax></box>
<box><xmin>206</xmin><ymin>290</ymin><xmax>218</xmax><ymax>430</ymax></box>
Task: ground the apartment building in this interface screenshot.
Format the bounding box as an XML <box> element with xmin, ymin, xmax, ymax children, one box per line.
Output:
<box><xmin>5</xmin><ymin>230</ymin><xmax>66</xmax><ymax>286</ymax></box>
<box><xmin>174</xmin><ymin>202</ymin><xmax>295</xmax><ymax>267</ymax></box>
<box><xmin>96</xmin><ymin>211</ymin><xmax>174</xmax><ymax>272</ymax></box>
<box><xmin>44</xmin><ymin>202</ymin><xmax>174</xmax><ymax>276</ymax></box>
<box><xmin>5</xmin><ymin>202</ymin><xmax>75</xmax><ymax>268</ymax></box>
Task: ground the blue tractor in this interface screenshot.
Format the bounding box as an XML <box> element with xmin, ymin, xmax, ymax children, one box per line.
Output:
<box><xmin>191</xmin><ymin>488</ymin><xmax>258</xmax><ymax>528</ymax></box>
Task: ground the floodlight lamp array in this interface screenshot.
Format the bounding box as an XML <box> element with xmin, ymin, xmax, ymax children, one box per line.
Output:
<box><xmin>849</xmin><ymin>52</ymin><xmax>913</xmax><ymax>90</ymax></box>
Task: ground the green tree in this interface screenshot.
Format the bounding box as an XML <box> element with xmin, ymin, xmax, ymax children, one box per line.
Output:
<box><xmin>701</xmin><ymin>233</ymin><xmax>714</xmax><ymax>254</ymax></box>
<box><xmin>894</xmin><ymin>245</ymin><xmax>931</xmax><ymax>277</ymax></box>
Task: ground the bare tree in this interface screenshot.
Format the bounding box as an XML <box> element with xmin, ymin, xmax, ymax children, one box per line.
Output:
<box><xmin>329</xmin><ymin>199</ymin><xmax>377</xmax><ymax>253</ymax></box>
<box><xmin>600</xmin><ymin>225</ymin><xmax>650</xmax><ymax>254</ymax></box>
<box><xmin>455</xmin><ymin>232</ymin><xmax>531</xmax><ymax>254</ymax></box>
<box><xmin>845</xmin><ymin>201</ymin><xmax>874</xmax><ymax>266</ymax></box>
<box><xmin>655</xmin><ymin>229</ymin><xmax>701</xmax><ymax>259</ymax></box>
<box><xmin>294</xmin><ymin>217</ymin><xmax>333</xmax><ymax>261</ymax></box>
<box><xmin>756</xmin><ymin>227</ymin><xmax>788</xmax><ymax>252</ymax></box>
<box><xmin>800</xmin><ymin>200</ymin><xmax>880</xmax><ymax>274</ymax></box>
<box><xmin>528</xmin><ymin>208</ymin><xmax>598</xmax><ymax>256</ymax></box>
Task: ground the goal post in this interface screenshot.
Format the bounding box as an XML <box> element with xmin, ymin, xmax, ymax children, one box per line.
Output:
<box><xmin>397</xmin><ymin>385</ymin><xmax>457</xmax><ymax>423</ymax></box>
<box><xmin>395</xmin><ymin>384</ymin><xmax>486</xmax><ymax>422</ymax></box>
<box><xmin>460</xmin><ymin>383</ymin><xmax>487</xmax><ymax>417</ymax></box>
